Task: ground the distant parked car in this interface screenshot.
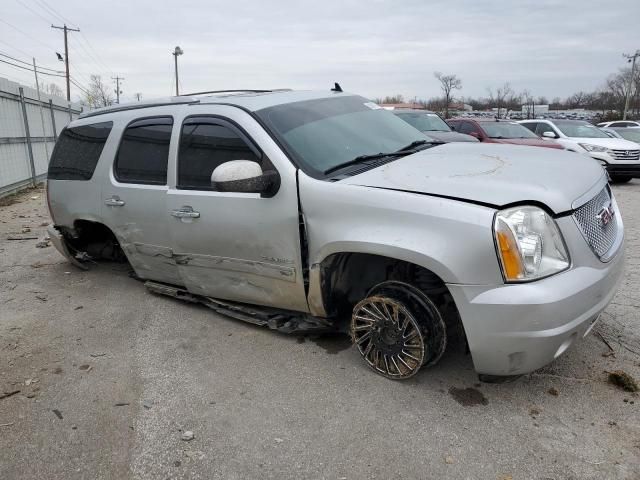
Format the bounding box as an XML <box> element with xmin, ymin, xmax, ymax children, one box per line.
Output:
<box><xmin>446</xmin><ymin>118</ymin><xmax>564</xmax><ymax>149</ymax></box>
<box><xmin>520</xmin><ymin>119</ymin><xmax>640</xmax><ymax>182</ymax></box>
<box><xmin>392</xmin><ymin>110</ymin><xmax>478</xmax><ymax>142</ymax></box>
<box><xmin>601</xmin><ymin>127</ymin><xmax>640</xmax><ymax>146</ymax></box>
<box><xmin>597</xmin><ymin>120</ymin><xmax>640</xmax><ymax>128</ymax></box>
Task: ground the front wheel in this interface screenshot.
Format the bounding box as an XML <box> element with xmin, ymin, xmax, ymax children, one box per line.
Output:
<box><xmin>610</xmin><ymin>175</ymin><xmax>632</xmax><ymax>184</ymax></box>
<box><xmin>350</xmin><ymin>281</ymin><xmax>447</xmax><ymax>380</ymax></box>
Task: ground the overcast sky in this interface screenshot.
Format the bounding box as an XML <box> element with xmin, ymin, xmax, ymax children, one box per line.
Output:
<box><xmin>1</xmin><ymin>0</ymin><xmax>638</xmax><ymax>103</ymax></box>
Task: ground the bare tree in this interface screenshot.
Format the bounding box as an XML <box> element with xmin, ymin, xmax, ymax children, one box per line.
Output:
<box><xmin>134</xmin><ymin>92</ymin><xmax>143</xmax><ymax>101</ymax></box>
<box><xmin>434</xmin><ymin>72</ymin><xmax>462</xmax><ymax>118</ymax></box>
<box><xmin>487</xmin><ymin>82</ymin><xmax>513</xmax><ymax>118</ymax></box>
<box><xmin>39</xmin><ymin>82</ymin><xmax>64</xmax><ymax>98</ymax></box>
<box><xmin>83</xmin><ymin>75</ymin><xmax>114</xmax><ymax>109</ymax></box>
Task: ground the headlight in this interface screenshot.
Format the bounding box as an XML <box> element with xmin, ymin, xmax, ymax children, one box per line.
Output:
<box><xmin>578</xmin><ymin>143</ymin><xmax>608</xmax><ymax>153</ymax></box>
<box><xmin>494</xmin><ymin>206</ymin><xmax>570</xmax><ymax>282</ymax></box>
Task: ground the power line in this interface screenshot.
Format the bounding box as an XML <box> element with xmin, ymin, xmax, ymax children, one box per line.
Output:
<box><xmin>0</xmin><ymin>38</ymin><xmax>34</xmax><ymax>59</ymax></box>
<box><xmin>33</xmin><ymin>0</ymin><xmax>76</xmax><ymax>27</ymax></box>
<box><xmin>77</xmin><ymin>33</ymin><xmax>113</xmax><ymax>75</ymax></box>
<box><xmin>70</xmin><ymin>77</ymin><xmax>90</xmax><ymax>96</ymax></box>
<box><xmin>14</xmin><ymin>0</ymin><xmax>53</xmax><ymax>25</ymax></box>
<box><xmin>0</xmin><ymin>18</ymin><xmax>52</xmax><ymax>50</ymax></box>
<box><xmin>0</xmin><ymin>57</ymin><xmax>65</xmax><ymax>77</ymax></box>
<box><xmin>0</xmin><ymin>51</ymin><xmax>63</xmax><ymax>73</ymax></box>
<box><xmin>30</xmin><ymin>0</ymin><xmax>113</xmax><ymax>76</ymax></box>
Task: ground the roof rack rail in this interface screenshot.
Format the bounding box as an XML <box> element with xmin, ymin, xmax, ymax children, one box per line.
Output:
<box><xmin>179</xmin><ymin>89</ymin><xmax>291</xmax><ymax>96</ymax></box>
<box><xmin>79</xmin><ymin>97</ymin><xmax>200</xmax><ymax>119</ymax></box>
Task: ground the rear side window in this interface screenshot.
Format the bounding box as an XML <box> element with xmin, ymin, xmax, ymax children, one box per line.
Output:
<box><xmin>178</xmin><ymin>118</ymin><xmax>260</xmax><ymax>190</ymax></box>
<box><xmin>457</xmin><ymin>122</ymin><xmax>476</xmax><ymax>135</ymax></box>
<box><xmin>48</xmin><ymin>122</ymin><xmax>113</xmax><ymax>180</ymax></box>
<box><xmin>114</xmin><ymin>117</ymin><xmax>173</xmax><ymax>185</ymax></box>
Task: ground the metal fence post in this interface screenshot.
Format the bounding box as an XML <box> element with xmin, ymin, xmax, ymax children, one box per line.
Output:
<box><xmin>49</xmin><ymin>99</ymin><xmax>58</xmax><ymax>141</ymax></box>
<box><xmin>19</xmin><ymin>87</ymin><xmax>37</xmax><ymax>187</ymax></box>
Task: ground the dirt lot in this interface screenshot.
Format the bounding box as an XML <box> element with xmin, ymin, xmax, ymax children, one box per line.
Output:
<box><xmin>1</xmin><ymin>184</ymin><xmax>639</xmax><ymax>480</ymax></box>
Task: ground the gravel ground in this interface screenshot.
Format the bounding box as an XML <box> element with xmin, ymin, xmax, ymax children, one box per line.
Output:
<box><xmin>0</xmin><ymin>183</ymin><xmax>639</xmax><ymax>480</ymax></box>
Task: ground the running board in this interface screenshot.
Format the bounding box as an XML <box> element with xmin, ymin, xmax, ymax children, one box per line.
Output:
<box><xmin>144</xmin><ymin>281</ymin><xmax>334</xmax><ymax>333</ymax></box>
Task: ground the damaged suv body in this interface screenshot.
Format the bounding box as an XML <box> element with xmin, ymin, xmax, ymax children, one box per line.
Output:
<box><xmin>47</xmin><ymin>89</ymin><xmax>624</xmax><ymax>380</ymax></box>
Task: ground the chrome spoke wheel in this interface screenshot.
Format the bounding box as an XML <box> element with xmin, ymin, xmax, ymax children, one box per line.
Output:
<box><xmin>351</xmin><ymin>296</ymin><xmax>425</xmax><ymax>380</ymax></box>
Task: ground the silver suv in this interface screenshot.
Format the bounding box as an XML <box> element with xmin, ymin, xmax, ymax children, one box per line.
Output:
<box><xmin>46</xmin><ymin>89</ymin><xmax>624</xmax><ymax>380</ymax></box>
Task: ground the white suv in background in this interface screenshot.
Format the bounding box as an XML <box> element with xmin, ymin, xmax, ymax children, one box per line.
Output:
<box><xmin>597</xmin><ymin>120</ymin><xmax>640</xmax><ymax>128</ymax></box>
<box><xmin>520</xmin><ymin>119</ymin><xmax>640</xmax><ymax>182</ymax></box>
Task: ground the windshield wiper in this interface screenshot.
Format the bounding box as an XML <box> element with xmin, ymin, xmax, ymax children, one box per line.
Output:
<box><xmin>323</xmin><ymin>140</ymin><xmax>440</xmax><ymax>175</ymax></box>
<box><xmin>394</xmin><ymin>139</ymin><xmax>432</xmax><ymax>151</ymax></box>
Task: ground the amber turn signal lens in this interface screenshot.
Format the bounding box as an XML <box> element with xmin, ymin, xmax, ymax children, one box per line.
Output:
<box><xmin>496</xmin><ymin>229</ymin><xmax>524</xmax><ymax>281</ymax></box>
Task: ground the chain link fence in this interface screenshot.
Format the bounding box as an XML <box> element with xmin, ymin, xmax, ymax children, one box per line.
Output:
<box><xmin>0</xmin><ymin>76</ymin><xmax>82</xmax><ymax>197</ymax></box>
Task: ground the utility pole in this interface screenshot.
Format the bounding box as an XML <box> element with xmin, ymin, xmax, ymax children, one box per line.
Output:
<box><xmin>112</xmin><ymin>75</ymin><xmax>124</xmax><ymax>103</ymax></box>
<box><xmin>622</xmin><ymin>50</ymin><xmax>639</xmax><ymax>120</ymax></box>
<box><xmin>172</xmin><ymin>46</ymin><xmax>184</xmax><ymax>96</ymax></box>
<box><xmin>32</xmin><ymin>58</ymin><xmax>50</xmax><ymax>160</ymax></box>
<box><xmin>51</xmin><ymin>24</ymin><xmax>80</xmax><ymax>101</ymax></box>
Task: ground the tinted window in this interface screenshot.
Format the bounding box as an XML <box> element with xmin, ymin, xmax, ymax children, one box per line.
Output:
<box><xmin>48</xmin><ymin>122</ymin><xmax>112</xmax><ymax>180</ymax></box>
<box><xmin>178</xmin><ymin>120</ymin><xmax>260</xmax><ymax>190</ymax></box>
<box><xmin>520</xmin><ymin>122</ymin><xmax>537</xmax><ymax>133</ymax></box>
<box><xmin>457</xmin><ymin>121</ymin><xmax>477</xmax><ymax>135</ymax></box>
<box><xmin>535</xmin><ymin>123</ymin><xmax>555</xmax><ymax>136</ymax></box>
<box><xmin>481</xmin><ymin>122</ymin><xmax>538</xmax><ymax>139</ymax></box>
<box><xmin>394</xmin><ymin>112</ymin><xmax>451</xmax><ymax>132</ymax></box>
<box><xmin>114</xmin><ymin>117</ymin><xmax>172</xmax><ymax>184</ymax></box>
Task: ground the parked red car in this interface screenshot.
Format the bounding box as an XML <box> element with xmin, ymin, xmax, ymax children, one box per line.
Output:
<box><xmin>447</xmin><ymin>118</ymin><xmax>564</xmax><ymax>149</ymax></box>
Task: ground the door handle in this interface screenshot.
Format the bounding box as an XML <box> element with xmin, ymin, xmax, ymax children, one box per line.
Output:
<box><xmin>104</xmin><ymin>196</ymin><xmax>125</xmax><ymax>207</ymax></box>
<box><xmin>171</xmin><ymin>207</ymin><xmax>200</xmax><ymax>219</ymax></box>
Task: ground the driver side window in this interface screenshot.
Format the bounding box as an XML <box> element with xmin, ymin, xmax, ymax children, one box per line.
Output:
<box><xmin>177</xmin><ymin>118</ymin><xmax>261</xmax><ymax>190</ymax></box>
<box><xmin>535</xmin><ymin>123</ymin><xmax>556</xmax><ymax>137</ymax></box>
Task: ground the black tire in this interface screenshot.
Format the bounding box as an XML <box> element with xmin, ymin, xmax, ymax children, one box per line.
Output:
<box><xmin>350</xmin><ymin>281</ymin><xmax>447</xmax><ymax>380</ymax></box>
<box><xmin>610</xmin><ymin>176</ymin><xmax>632</xmax><ymax>184</ymax></box>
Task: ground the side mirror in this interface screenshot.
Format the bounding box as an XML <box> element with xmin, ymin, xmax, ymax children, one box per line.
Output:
<box><xmin>211</xmin><ymin>160</ymin><xmax>279</xmax><ymax>197</ymax></box>
<box><xmin>542</xmin><ymin>131</ymin><xmax>557</xmax><ymax>139</ymax></box>
<box><xmin>469</xmin><ymin>131</ymin><xmax>481</xmax><ymax>140</ymax></box>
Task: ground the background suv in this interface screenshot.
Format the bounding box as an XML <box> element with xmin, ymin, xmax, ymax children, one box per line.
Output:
<box><xmin>447</xmin><ymin>118</ymin><xmax>564</xmax><ymax>149</ymax></box>
<box><xmin>520</xmin><ymin>119</ymin><xmax>640</xmax><ymax>182</ymax></box>
<box><xmin>597</xmin><ymin>120</ymin><xmax>640</xmax><ymax>128</ymax></box>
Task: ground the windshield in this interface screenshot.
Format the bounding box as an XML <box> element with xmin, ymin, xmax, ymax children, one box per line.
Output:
<box><xmin>481</xmin><ymin>122</ymin><xmax>538</xmax><ymax>139</ymax></box>
<box><xmin>394</xmin><ymin>112</ymin><xmax>451</xmax><ymax>132</ymax></box>
<box><xmin>617</xmin><ymin>129</ymin><xmax>640</xmax><ymax>143</ymax></box>
<box><xmin>554</xmin><ymin>121</ymin><xmax>609</xmax><ymax>138</ymax></box>
<box><xmin>256</xmin><ymin>96</ymin><xmax>432</xmax><ymax>176</ymax></box>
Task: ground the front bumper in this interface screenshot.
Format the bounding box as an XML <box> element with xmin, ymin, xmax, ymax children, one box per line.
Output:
<box><xmin>605</xmin><ymin>163</ymin><xmax>640</xmax><ymax>177</ymax></box>
<box><xmin>447</xmin><ymin>224</ymin><xmax>624</xmax><ymax>376</ymax></box>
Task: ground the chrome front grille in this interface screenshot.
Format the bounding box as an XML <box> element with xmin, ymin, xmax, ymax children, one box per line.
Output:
<box><xmin>610</xmin><ymin>149</ymin><xmax>640</xmax><ymax>161</ymax></box>
<box><xmin>573</xmin><ymin>187</ymin><xmax>619</xmax><ymax>259</ymax></box>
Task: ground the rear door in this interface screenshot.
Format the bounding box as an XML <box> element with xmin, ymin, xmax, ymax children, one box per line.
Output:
<box><xmin>166</xmin><ymin>108</ymin><xmax>308</xmax><ymax>312</ymax></box>
<box><xmin>100</xmin><ymin>115</ymin><xmax>182</xmax><ymax>285</ymax></box>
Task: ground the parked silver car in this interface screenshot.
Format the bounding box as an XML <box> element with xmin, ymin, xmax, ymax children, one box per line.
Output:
<box><xmin>47</xmin><ymin>89</ymin><xmax>624</xmax><ymax>380</ymax></box>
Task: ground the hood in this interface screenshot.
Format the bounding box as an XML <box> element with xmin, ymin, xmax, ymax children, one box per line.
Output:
<box><xmin>567</xmin><ymin>137</ymin><xmax>639</xmax><ymax>150</ymax></box>
<box><xmin>423</xmin><ymin>131</ymin><xmax>479</xmax><ymax>143</ymax></box>
<box><xmin>489</xmin><ymin>138</ymin><xmax>564</xmax><ymax>149</ymax></box>
<box><xmin>341</xmin><ymin>143</ymin><xmax>606</xmax><ymax>213</ymax></box>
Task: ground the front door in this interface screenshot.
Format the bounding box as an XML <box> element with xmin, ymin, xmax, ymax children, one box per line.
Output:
<box><xmin>166</xmin><ymin>113</ymin><xmax>308</xmax><ymax>312</ymax></box>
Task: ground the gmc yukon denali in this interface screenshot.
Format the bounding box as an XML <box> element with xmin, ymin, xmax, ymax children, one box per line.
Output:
<box><xmin>46</xmin><ymin>89</ymin><xmax>624</xmax><ymax>380</ymax></box>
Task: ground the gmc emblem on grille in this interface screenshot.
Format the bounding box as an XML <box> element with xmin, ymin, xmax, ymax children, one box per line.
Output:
<box><xmin>596</xmin><ymin>203</ymin><xmax>615</xmax><ymax>226</ymax></box>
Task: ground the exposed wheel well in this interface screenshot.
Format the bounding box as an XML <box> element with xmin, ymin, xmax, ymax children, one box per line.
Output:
<box><xmin>319</xmin><ymin>252</ymin><xmax>466</xmax><ymax>344</ymax></box>
<box><xmin>60</xmin><ymin>220</ymin><xmax>128</xmax><ymax>263</ymax></box>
